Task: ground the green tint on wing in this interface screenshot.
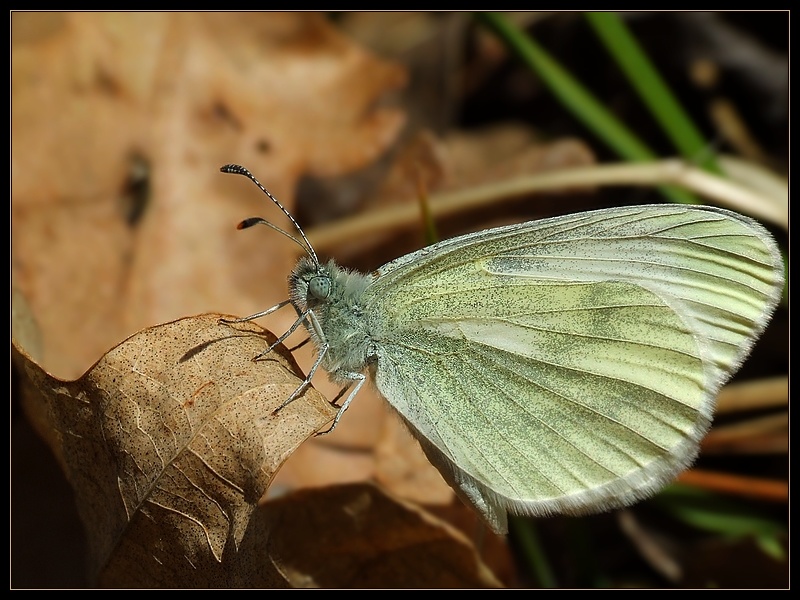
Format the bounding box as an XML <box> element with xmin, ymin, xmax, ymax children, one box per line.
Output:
<box><xmin>373</xmin><ymin>281</ymin><xmax>707</xmax><ymax>532</ymax></box>
<box><xmin>366</xmin><ymin>205</ymin><xmax>783</xmax><ymax>533</ymax></box>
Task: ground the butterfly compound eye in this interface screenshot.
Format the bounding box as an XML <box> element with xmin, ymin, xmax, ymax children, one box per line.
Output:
<box><xmin>308</xmin><ymin>275</ymin><xmax>332</xmax><ymax>300</ymax></box>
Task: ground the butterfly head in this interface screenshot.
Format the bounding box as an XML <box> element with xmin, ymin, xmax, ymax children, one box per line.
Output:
<box><xmin>289</xmin><ymin>256</ymin><xmax>335</xmax><ymax>312</ymax></box>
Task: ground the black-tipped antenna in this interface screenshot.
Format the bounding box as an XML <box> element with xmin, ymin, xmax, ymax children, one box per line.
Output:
<box><xmin>221</xmin><ymin>164</ymin><xmax>319</xmax><ymax>266</ymax></box>
<box><xmin>237</xmin><ymin>217</ymin><xmax>315</xmax><ymax>258</ymax></box>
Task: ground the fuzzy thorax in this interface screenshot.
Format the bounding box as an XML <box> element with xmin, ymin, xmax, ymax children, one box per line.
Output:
<box><xmin>289</xmin><ymin>257</ymin><xmax>376</xmax><ymax>379</ymax></box>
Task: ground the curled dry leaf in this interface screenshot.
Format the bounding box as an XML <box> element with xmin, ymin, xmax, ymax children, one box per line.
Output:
<box><xmin>13</xmin><ymin>312</ymin><xmax>337</xmax><ymax>587</ymax></box>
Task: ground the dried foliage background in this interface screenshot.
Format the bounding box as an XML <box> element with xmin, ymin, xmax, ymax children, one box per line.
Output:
<box><xmin>11</xmin><ymin>12</ymin><xmax>787</xmax><ymax>588</ymax></box>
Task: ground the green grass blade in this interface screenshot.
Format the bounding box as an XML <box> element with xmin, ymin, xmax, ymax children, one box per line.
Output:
<box><xmin>585</xmin><ymin>12</ymin><xmax>724</xmax><ymax>176</ymax></box>
<box><xmin>475</xmin><ymin>12</ymin><xmax>698</xmax><ymax>204</ymax></box>
<box><xmin>652</xmin><ymin>485</ymin><xmax>786</xmax><ymax>560</ymax></box>
<box><xmin>509</xmin><ymin>516</ymin><xmax>559</xmax><ymax>588</ymax></box>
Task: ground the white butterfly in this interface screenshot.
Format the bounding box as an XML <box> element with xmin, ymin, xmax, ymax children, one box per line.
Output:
<box><xmin>221</xmin><ymin>164</ymin><xmax>783</xmax><ymax>534</ymax></box>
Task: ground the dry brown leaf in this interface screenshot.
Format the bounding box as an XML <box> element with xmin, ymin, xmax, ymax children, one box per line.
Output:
<box><xmin>374</xmin><ymin>125</ymin><xmax>596</xmax><ymax>206</ymax></box>
<box><xmin>268</xmin><ymin>385</ymin><xmax>457</xmax><ymax>531</ymax></box>
<box><xmin>13</xmin><ymin>309</ymin><xmax>338</xmax><ymax>587</ymax></box>
<box><xmin>260</xmin><ymin>483</ymin><xmax>504</xmax><ymax>588</ymax></box>
<box><xmin>324</xmin><ymin>126</ymin><xmax>596</xmax><ymax>261</ymax></box>
<box><xmin>11</xmin><ymin>12</ymin><xmax>407</xmax><ymax>381</ymax></box>
<box><xmin>374</xmin><ymin>410</ymin><xmax>455</xmax><ymax>506</ymax></box>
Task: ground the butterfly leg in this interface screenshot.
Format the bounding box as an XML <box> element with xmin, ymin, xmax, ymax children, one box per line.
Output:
<box><xmin>315</xmin><ymin>372</ymin><xmax>367</xmax><ymax>436</ymax></box>
<box><xmin>219</xmin><ymin>299</ymin><xmax>291</xmax><ymax>324</ymax></box>
<box><xmin>225</xmin><ymin>307</ymin><xmax>313</xmax><ymax>361</ymax></box>
<box><xmin>273</xmin><ymin>308</ymin><xmax>329</xmax><ymax>412</ymax></box>
<box><xmin>253</xmin><ymin>308</ymin><xmax>311</xmax><ymax>360</ymax></box>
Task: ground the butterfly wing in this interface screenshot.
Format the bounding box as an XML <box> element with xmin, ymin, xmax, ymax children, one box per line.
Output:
<box><xmin>362</xmin><ymin>205</ymin><xmax>783</xmax><ymax>533</ymax></box>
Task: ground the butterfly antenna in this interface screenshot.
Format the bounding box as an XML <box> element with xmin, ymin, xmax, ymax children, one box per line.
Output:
<box><xmin>221</xmin><ymin>164</ymin><xmax>320</xmax><ymax>267</ymax></box>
